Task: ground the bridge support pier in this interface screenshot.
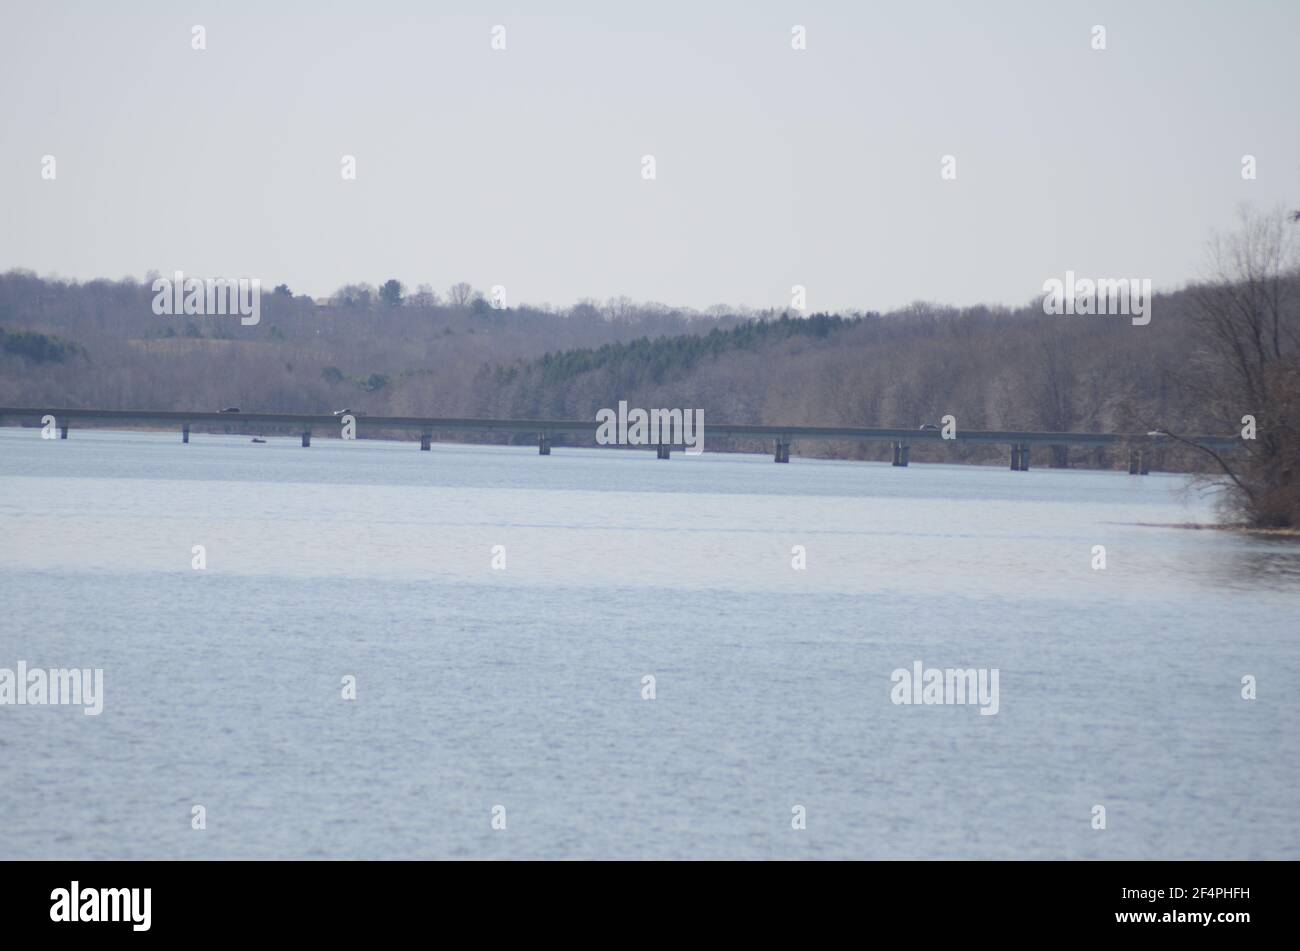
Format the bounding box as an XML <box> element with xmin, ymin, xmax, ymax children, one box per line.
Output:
<box><xmin>891</xmin><ymin>441</ymin><xmax>909</xmax><ymax>466</ymax></box>
<box><xmin>538</xmin><ymin>433</ymin><xmax>551</xmax><ymax>455</ymax></box>
<box><xmin>1018</xmin><ymin>443</ymin><xmax>1030</xmax><ymax>471</ymax></box>
<box><xmin>1128</xmin><ymin>448</ymin><xmax>1149</xmax><ymax>475</ymax></box>
<box><xmin>420</xmin><ymin>433</ymin><xmax>431</xmax><ymax>451</ymax></box>
<box><xmin>1011</xmin><ymin>443</ymin><xmax>1030</xmax><ymax>470</ymax></box>
<box><xmin>656</xmin><ymin>444</ymin><xmax>671</xmax><ymax>459</ymax></box>
<box><xmin>774</xmin><ymin>440</ymin><xmax>790</xmax><ymax>463</ymax></box>
<box><xmin>60</xmin><ymin>424</ymin><xmax>68</xmax><ymax>440</ymax></box>
<box><xmin>182</xmin><ymin>424</ymin><xmax>190</xmax><ymax>444</ymax></box>
<box><xmin>302</xmin><ymin>430</ymin><xmax>311</xmax><ymax>448</ymax></box>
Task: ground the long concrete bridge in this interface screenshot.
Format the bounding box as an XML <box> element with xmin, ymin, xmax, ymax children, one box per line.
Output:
<box><xmin>0</xmin><ymin>406</ymin><xmax>1241</xmax><ymax>474</ymax></box>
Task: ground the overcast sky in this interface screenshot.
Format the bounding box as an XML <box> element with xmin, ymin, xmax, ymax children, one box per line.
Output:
<box><xmin>2</xmin><ymin>0</ymin><xmax>1297</xmax><ymax>312</ymax></box>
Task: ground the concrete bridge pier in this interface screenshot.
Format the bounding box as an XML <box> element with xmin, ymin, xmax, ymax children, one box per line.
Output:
<box><xmin>60</xmin><ymin>424</ymin><xmax>68</xmax><ymax>440</ymax></box>
<box><xmin>774</xmin><ymin>440</ymin><xmax>790</xmax><ymax>463</ymax></box>
<box><xmin>538</xmin><ymin>433</ymin><xmax>551</xmax><ymax>455</ymax></box>
<box><xmin>301</xmin><ymin>429</ymin><xmax>311</xmax><ymax>448</ymax></box>
<box><xmin>891</xmin><ymin>441</ymin><xmax>909</xmax><ymax>466</ymax></box>
<box><xmin>420</xmin><ymin>432</ymin><xmax>432</xmax><ymax>451</ymax></box>
<box><xmin>656</xmin><ymin>444</ymin><xmax>671</xmax><ymax>459</ymax></box>
<box><xmin>182</xmin><ymin>424</ymin><xmax>190</xmax><ymax>444</ymax></box>
<box><xmin>1018</xmin><ymin>443</ymin><xmax>1030</xmax><ymax>471</ymax></box>
<box><xmin>1010</xmin><ymin>443</ymin><xmax>1031</xmax><ymax>470</ymax></box>
<box><xmin>1128</xmin><ymin>447</ymin><xmax>1149</xmax><ymax>475</ymax></box>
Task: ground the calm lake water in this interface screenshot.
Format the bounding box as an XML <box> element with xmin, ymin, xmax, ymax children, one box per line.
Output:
<box><xmin>1</xmin><ymin>428</ymin><xmax>1297</xmax><ymax>859</ymax></box>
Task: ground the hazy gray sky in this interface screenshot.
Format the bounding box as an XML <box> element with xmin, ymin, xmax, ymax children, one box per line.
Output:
<box><xmin>2</xmin><ymin>0</ymin><xmax>1297</xmax><ymax>312</ymax></box>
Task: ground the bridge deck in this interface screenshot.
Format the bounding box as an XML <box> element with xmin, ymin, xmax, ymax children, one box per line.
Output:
<box><xmin>0</xmin><ymin>406</ymin><xmax>1241</xmax><ymax>450</ymax></box>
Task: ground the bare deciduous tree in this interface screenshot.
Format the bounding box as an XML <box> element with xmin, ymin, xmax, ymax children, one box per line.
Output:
<box><xmin>1167</xmin><ymin>207</ymin><xmax>1300</xmax><ymax>526</ymax></box>
<box><xmin>447</xmin><ymin>282</ymin><xmax>474</xmax><ymax>309</ymax></box>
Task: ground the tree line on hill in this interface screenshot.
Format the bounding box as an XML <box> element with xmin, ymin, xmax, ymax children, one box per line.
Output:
<box><xmin>1</xmin><ymin>209</ymin><xmax>1296</xmax><ymax>526</ymax></box>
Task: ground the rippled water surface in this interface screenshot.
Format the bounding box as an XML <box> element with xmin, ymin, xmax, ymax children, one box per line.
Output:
<box><xmin>1</xmin><ymin>428</ymin><xmax>1297</xmax><ymax>858</ymax></box>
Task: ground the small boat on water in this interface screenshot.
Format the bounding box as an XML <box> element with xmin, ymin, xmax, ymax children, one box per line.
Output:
<box><xmin>251</xmin><ymin>437</ymin><xmax>267</xmax><ymax>444</ymax></box>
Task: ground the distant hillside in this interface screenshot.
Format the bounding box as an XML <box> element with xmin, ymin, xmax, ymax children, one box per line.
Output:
<box><xmin>0</xmin><ymin>269</ymin><xmax>1257</xmax><ymax>470</ymax></box>
<box><xmin>0</xmin><ymin>272</ymin><xmax>757</xmax><ymax>417</ymax></box>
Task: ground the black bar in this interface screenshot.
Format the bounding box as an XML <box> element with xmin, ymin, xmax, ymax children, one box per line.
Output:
<box><xmin>1</xmin><ymin>859</ymin><xmax>1275</xmax><ymax>940</ymax></box>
